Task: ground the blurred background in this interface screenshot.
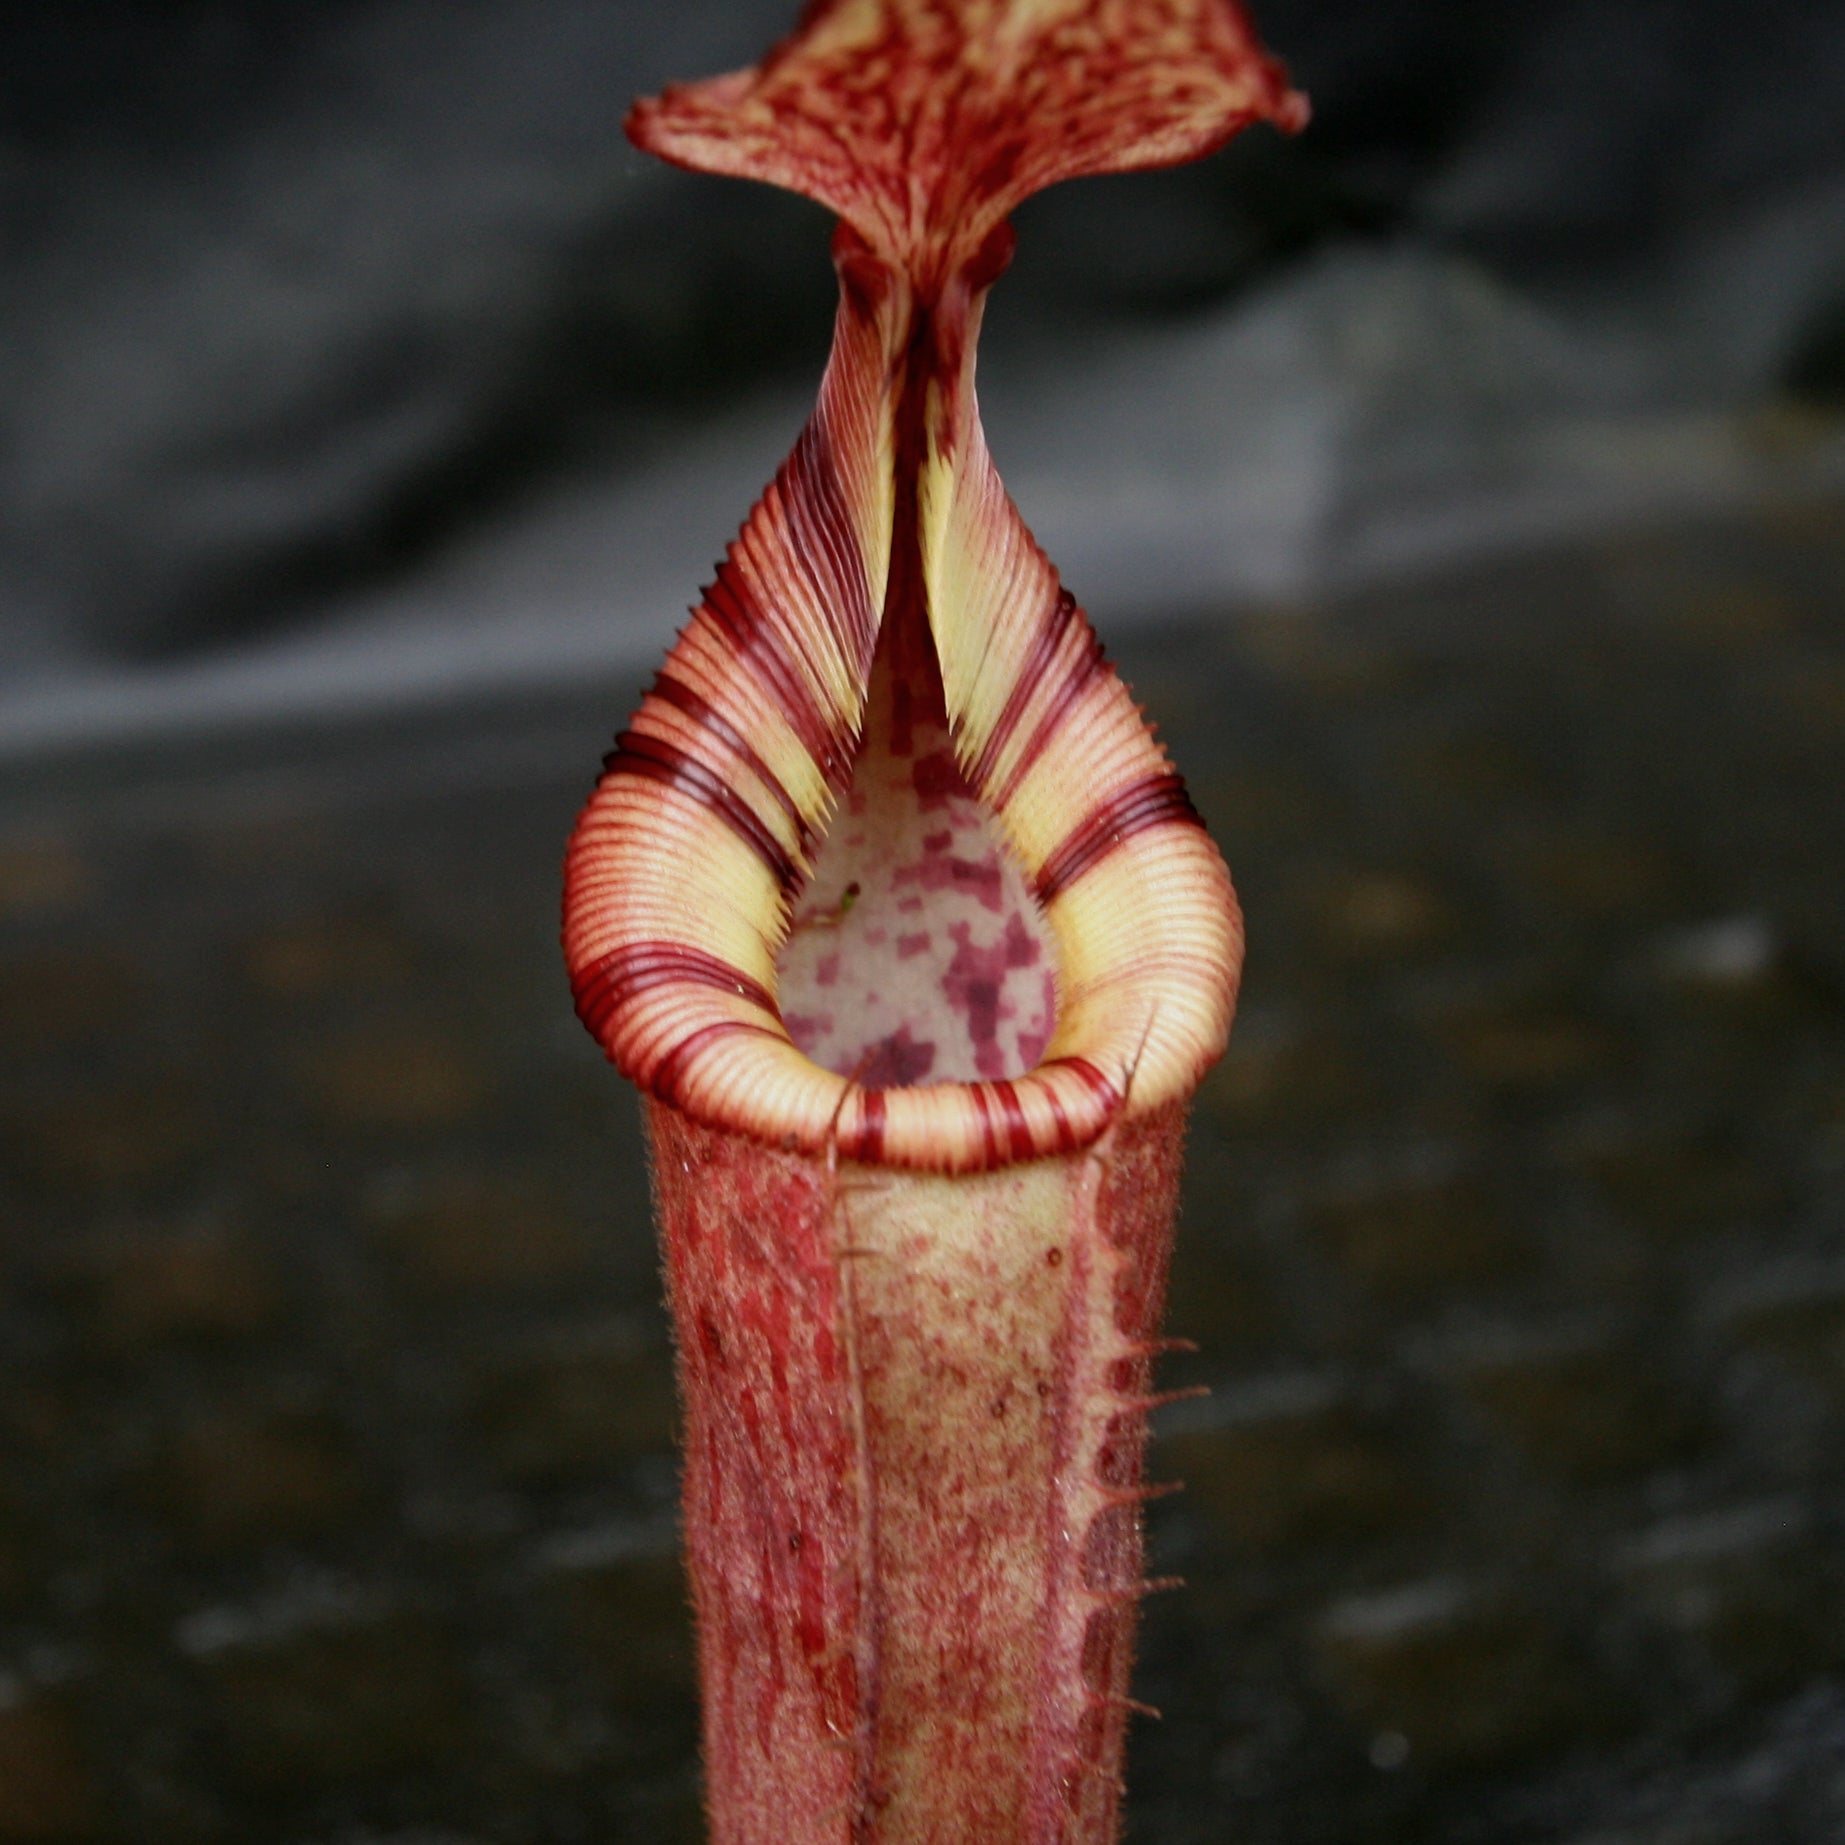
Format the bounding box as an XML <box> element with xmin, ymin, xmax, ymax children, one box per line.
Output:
<box><xmin>1</xmin><ymin>1</ymin><xmax>1843</xmax><ymax>1840</ymax></box>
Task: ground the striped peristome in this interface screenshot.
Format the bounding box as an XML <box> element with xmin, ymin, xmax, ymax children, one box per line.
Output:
<box><xmin>563</xmin><ymin>0</ymin><xmax>1301</xmax><ymax>1172</ymax></box>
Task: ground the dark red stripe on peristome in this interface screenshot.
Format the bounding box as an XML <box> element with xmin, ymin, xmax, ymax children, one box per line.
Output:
<box><xmin>570</xmin><ymin>941</ymin><xmax>776</xmax><ymax>1045</ymax></box>
<box><xmin>1041</xmin><ymin>1079</ymin><xmax>1074</xmax><ymax>1151</ymax></box>
<box><xmin>649</xmin><ymin>1018</ymin><xmax>783</xmax><ymax>1107</ymax></box>
<box><xmin>605</xmin><ymin>730</ymin><xmax>800</xmax><ymax>893</ymax></box>
<box><xmin>964</xmin><ymin>586</ymin><xmax>1079</xmax><ymax>796</ymax></box>
<box><xmin>967</xmin><ymin>1081</ymin><xmax>1001</xmax><ymax>1168</ymax></box>
<box><xmin>846</xmin><ymin>1085</ymin><xmax>887</xmax><ymax>1164</ymax></box>
<box><xmin>702</xmin><ymin>569</ymin><xmax>850</xmax><ymax>789</ymax></box>
<box><xmin>649</xmin><ymin>671</ymin><xmax>816</xmax><ymax>855</ymax></box>
<box><xmin>991</xmin><ymin>630</ymin><xmax>1110</xmax><ymax>813</ymax></box>
<box><xmin>1045</xmin><ymin>1055</ymin><xmax>1124</xmax><ymax>1123</ymax></box>
<box><xmin>1032</xmin><ymin>772</ymin><xmax>1202</xmax><ymax>904</ymax></box>
<box><xmin>989</xmin><ymin>1079</ymin><xmax>1037</xmax><ymax>1162</ymax></box>
<box><xmin>783</xmin><ymin>421</ymin><xmax>877</xmax><ymax>670</ymax></box>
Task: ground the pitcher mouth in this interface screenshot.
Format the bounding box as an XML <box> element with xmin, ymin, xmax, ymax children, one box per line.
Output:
<box><xmin>562</xmin><ymin>0</ymin><xmax>1300</xmax><ymax>1172</ymax></box>
<box><xmin>563</xmin><ymin>242</ymin><xmax>1239</xmax><ymax>1174</ymax></box>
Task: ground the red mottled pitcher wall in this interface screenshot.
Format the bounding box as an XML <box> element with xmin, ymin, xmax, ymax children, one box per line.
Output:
<box><xmin>650</xmin><ymin>1099</ymin><xmax>1188</xmax><ymax>1844</ymax></box>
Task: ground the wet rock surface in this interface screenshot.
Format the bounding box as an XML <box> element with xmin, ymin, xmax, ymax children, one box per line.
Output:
<box><xmin>0</xmin><ymin>498</ymin><xmax>1841</xmax><ymax>1840</ymax></box>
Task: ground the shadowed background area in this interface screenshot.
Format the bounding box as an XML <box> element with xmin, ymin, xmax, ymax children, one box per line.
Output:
<box><xmin>1</xmin><ymin>3</ymin><xmax>1843</xmax><ymax>1841</ymax></box>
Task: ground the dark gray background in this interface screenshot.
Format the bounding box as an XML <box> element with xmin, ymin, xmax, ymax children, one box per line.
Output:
<box><xmin>2</xmin><ymin>0</ymin><xmax>1843</xmax><ymax>744</ymax></box>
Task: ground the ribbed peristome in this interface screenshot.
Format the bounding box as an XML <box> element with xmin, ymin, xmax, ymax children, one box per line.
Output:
<box><xmin>563</xmin><ymin>0</ymin><xmax>1302</xmax><ymax>1168</ymax></box>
